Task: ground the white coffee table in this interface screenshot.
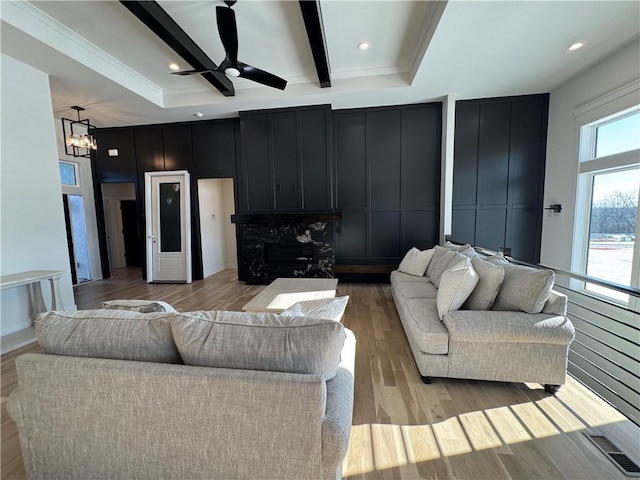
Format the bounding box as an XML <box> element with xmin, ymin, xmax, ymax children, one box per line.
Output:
<box><xmin>242</xmin><ymin>277</ymin><xmax>339</xmax><ymax>313</ymax></box>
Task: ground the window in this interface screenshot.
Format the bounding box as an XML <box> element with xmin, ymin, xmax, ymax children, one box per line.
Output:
<box><xmin>575</xmin><ymin>105</ymin><xmax>640</xmax><ymax>304</ymax></box>
<box><xmin>59</xmin><ymin>161</ymin><xmax>78</xmax><ymax>186</ymax></box>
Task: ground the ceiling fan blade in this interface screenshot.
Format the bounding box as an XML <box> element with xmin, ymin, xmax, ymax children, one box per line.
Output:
<box><xmin>238</xmin><ymin>63</ymin><xmax>287</xmax><ymax>90</ymax></box>
<box><xmin>171</xmin><ymin>69</ymin><xmax>215</xmax><ymax>76</ymax></box>
<box><xmin>216</xmin><ymin>6</ymin><xmax>238</xmax><ymax>64</ymax></box>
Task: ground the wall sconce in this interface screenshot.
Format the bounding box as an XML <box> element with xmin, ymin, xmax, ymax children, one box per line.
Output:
<box><xmin>545</xmin><ymin>204</ymin><xmax>563</xmax><ymax>213</ymax></box>
<box><xmin>61</xmin><ymin>106</ymin><xmax>98</xmax><ymax>158</ymax></box>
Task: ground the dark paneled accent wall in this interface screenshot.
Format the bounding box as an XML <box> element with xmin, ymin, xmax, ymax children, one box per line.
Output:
<box><xmin>334</xmin><ymin>103</ymin><xmax>442</xmax><ymax>267</ymax></box>
<box><xmin>451</xmin><ymin>94</ymin><xmax>549</xmax><ymax>263</ymax></box>
<box><xmin>238</xmin><ymin>105</ymin><xmax>332</xmax><ymax>213</ymax></box>
<box><xmin>92</xmin><ymin>118</ymin><xmax>239</xmax><ymax>280</ymax></box>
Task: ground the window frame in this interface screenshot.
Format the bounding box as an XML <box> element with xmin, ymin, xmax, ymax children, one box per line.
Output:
<box><xmin>59</xmin><ymin>160</ymin><xmax>83</xmax><ymax>195</ymax></box>
<box><xmin>572</xmin><ymin>90</ymin><xmax>640</xmax><ymax>306</ymax></box>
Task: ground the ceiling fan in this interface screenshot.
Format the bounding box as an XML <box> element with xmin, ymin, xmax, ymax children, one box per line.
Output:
<box><xmin>172</xmin><ymin>0</ymin><xmax>287</xmax><ymax>90</ymax></box>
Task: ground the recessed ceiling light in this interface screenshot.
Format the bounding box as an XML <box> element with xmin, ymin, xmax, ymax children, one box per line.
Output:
<box><xmin>169</xmin><ymin>63</ymin><xmax>180</xmax><ymax>71</ymax></box>
<box><xmin>194</xmin><ymin>112</ymin><xmax>204</xmax><ymax>118</ymax></box>
<box><xmin>357</xmin><ymin>41</ymin><xmax>371</xmax><ymax>51</ymax></box>
<box><xmin>568</xmin><ymin>42</ymin><xmax>584</xmax><ymax>51</ymax></box>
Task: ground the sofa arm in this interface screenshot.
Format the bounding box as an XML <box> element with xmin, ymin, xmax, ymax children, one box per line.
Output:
<box><xmin>443</xmin><ymin>310</ymin><xmax>575</xmax><ymax>345</ymax></box>
<box><xmin>7</xmin><ymin>387</ymin><xmax>23</xmax><ymax>425</ymax></box>
<box><xmin>322</xmin><ymin>328</ymin><xmax>356</xmax><ymax>479</ymax></box>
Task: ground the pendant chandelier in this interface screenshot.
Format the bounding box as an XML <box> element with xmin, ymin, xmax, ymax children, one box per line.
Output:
<box><xmin>61</xmin><ymin>106</ymin><xmax>97</xmax><ymax>158</ymax></box>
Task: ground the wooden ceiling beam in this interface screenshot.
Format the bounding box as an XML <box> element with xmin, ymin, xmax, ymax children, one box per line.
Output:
<box><xmin>298</xmin><ymin>0</ymin><xmax>331</xmax><ymax>88</ymax></box>
<box><xmin>120</xmin><ymin>1</ymin><xmax>235</xmax><ymax>97</ymax></box>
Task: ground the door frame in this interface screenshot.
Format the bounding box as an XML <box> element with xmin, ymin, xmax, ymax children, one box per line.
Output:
<box><xmin>145</xmin><ymin>170</ymin><xmax>192</xmax><ymax>283</ymax></box>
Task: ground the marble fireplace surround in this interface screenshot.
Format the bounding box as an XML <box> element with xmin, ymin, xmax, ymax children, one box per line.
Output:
<box><xmin>231</xmin><ymin>212</ymin><xmax>341</xmax><ymax>285</ymax></box>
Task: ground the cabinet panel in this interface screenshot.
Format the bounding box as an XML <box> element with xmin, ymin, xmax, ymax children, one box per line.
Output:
<box><xmin>241</xmin><ymin>115</ymin><xmax>273</xmax><ymax>211</ymax></box>
<box><xmin>477</xmin><ymin>102</ymin><xmax>511</xmax><ymax>206</ymax></box>
<box><xmin>272</xmin><ymin>111</ymin><xmax>299</xmax><ymax>210</ymax></box>
<box><xmin>452</xmin><ymin>104</ymin><xmax>480</xmax><ymax>206</ymax></box>
<box><xmin>368</xmin><ymin>110</ymin><xmax>402</xmax><ymax>209</ymax></box>
<box><xmin>476</xmin><ymin>208</ymin><xmax>507</xmax><ymax>252</ymax></box>
<box><xmin>192</xmin><ymin>120</ymin><xmax>237</xmax><ymax>178</ymax></box>
<box><xmin>93</xmin><ymin>129</ymin><xmax>137</xmax><ymax>183</ymax></box>
<box><xmin>451</xmin><ymin>208</ymin><xmax>476</xmax><ymax>246</ymax></box>
<box><xmin>335</xmin><ymin>112</ymin><xmax>366</xmax><ymax>209</ymax></box>
<box><xmin>135</xmin><ymin>127</ymin><xmax>164</xmax><ymax>174</ymax></box>
<box><xmin>300</xmin><ymin>108</ymin><xmax>331</xmax><ymax>209</ymax></box>
<box><xmin>508</xmin><ymin>207</ymin><xmax>540</xmax><ymax>262</ymax></box>
<box><xmin>162</xmin><ymin>125</ymin><xmax>192</xmax><ymax>171</ymax></box>
<box><xmin>403</xmin><ymin>107</ymin><xmax>441</xmax><ymax>209</ymax></box>
<box><xmin>509</xmin><ymin>98</ymin><xmax>546</xmax><ymax>206</ymax></box>
<box><xmin>336</xmin><ymin>211</ymin><xmax>367</xmax><ymax>260</ymax></box>
<box><xmin>405</xmin><ymin>210</ymin><xmax>438</xmax><ymax>252</ymax></box>
<box><xmin>371</xmin><ymin>211</ymin><xmax>401</xmax><ymax>257</ymax></box>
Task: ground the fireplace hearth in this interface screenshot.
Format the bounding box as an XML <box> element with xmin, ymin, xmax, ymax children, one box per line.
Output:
<box><xmin>232</xmin><ymin>212</ymin><xmax>340</xmax><ymax>285</ymax></box>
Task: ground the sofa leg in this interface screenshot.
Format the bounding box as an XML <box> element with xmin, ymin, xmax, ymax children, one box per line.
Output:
<box><xmin>544</xmin><ymin>384</ymin><xmax>561</xmax><ymax>394</ymax></box>
<box><xmin>420</xmin><ymin>375</ymin><xmax>434</xmax><ymax>384</ymax></box>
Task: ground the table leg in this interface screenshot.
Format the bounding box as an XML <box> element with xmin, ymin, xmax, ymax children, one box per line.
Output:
<box><xmin>27</xmin><ymin>281</ymin><xmax>47</xmax><ymax>321</ymax></box>
<box><xmin>49</xmin><ymin>274</ymin><xmax>63</xmax><ymax>310</ymax></box>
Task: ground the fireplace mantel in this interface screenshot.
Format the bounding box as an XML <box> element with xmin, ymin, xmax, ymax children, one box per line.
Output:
<box><xmin>231</xmin><ymin>211</ymin><xmax>341</xmax><ymax>224</ymax></box>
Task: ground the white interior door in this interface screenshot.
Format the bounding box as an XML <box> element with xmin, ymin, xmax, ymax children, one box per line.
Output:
<box><xmin>145</xmin><ymin>171</ymin><xmax>192</xmax><ymax>283</ymax></box>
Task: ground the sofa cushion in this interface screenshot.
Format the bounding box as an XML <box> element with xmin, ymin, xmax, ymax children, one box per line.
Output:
<box><xmin>397</xmin><ymin>247</ymin><xmax>435</xmax><ymax>277</ymax></box>
<box><xmin>395</xmin><ymin>281</ymin><xmax>438</xmax><ymax>300</ymax></box>
<box><xmin>462</xmin><ymin>258</ymin><xmax>505</xmax><ymax>310</ymax></box>
<box><xmin>36</xmin><ymin>310</ymin><xmax>181</xmax><ymax>363</ymax></box>
<box><xmin>390</xmin><ymin>270</ymin><xmax>430</xmax><ymax>287</ymax></box>
<box><xmin>436</xmin><ymin>261</ymin><xmax>479</xmax><ymax>319</ymax></box>
<box><xmin>280</xmin><ymin>296</ymin><xmax>349</xmax><ymax>322</ymax></box>
<box><xmin>171</xmin><ymin>311</ymin><xmax>345</xmax><ymax>380</ymax></box>
<box><xmin>426</xmin><ymin>247</ymin><xmax>458</xmax><ymax>287</ymax></box>
<box><xmin>443</xmin><ymin>241</ymin><xmax>472</xmax><ymax>252</ymax></box>
<box><xmin>484</xmin><ymin>253</ymin><xmax>509</xmax><ymax>265</ymax></box>
<box><xmin>403</xmin><ymin>299</ymin><xmax>449</xmax><ymax>354</ymax></box>
<box><xmin>492</xmin><ymin>264</ymin><xmax>555</xmax><ymax>314</ymax></box>
<box><xmin>100</xmin><ymin>299</ymin><xmax>177</xmax><ymax>313</ymax></box>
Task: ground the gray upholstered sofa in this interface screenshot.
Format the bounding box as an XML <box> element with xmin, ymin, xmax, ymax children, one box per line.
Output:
<box><xmin>8</xmin><ymin>306</ymin><xmax>355</xmax><ymax>480</ymax></box>
<box><xmin>391</xmin><ymin>244</ymin><xmax>575</xmax><ymax>392</ymax></box>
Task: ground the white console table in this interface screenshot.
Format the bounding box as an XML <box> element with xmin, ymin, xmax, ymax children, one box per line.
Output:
<box><xmin>0</xmin><ymin>270</ymin><xmax>64</xmax><ymax>321</ymax></box>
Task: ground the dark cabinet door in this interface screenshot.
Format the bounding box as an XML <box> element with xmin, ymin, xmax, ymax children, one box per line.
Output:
<box><xmin>272</xmin><ymin>111</ymin><xmax>299</xmax><ymax>210</ymax></box>
<box><xmin>162</xmin><ymin>125</ymin><xmax>193</xmax><ymax>171</ymax></box>
<box><xmin>240</xmin><ymin>114</ymin><xmax>273</xmax><ymax>212</ymax></box>
<box><xmin>368</xmin><ymin>110</ymin><xmax>402</xmax><ymax>209</ymax></box>
<box><xmin>192</xmin><ymin>120</ymin><xmax>237</xmax><ymax>178</ymax></box>
<box><xmin>335</xmin><ymin>112</ymin><xmax>366</xmax><ymax>210</ymax></box>
<box><xmin>299</xmin><ymin>107</ymin><xmax>331</xmax><ymax>210</ymax></box>
<box><xmin>451</xmin><ymin>94</ymin><xmax>548</xmax><ymax>263</ymax></box>
<box><xmin>93</xmin><ymin>129</ymin><xmax>137</xmax><ymax>183</ymax></box>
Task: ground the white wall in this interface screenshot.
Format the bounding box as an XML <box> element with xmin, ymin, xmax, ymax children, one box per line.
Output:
<box><xmin>541</xmin><ymin>39</ymin><xmax>640</xmax><ymax>270</ymax></box>
<box><xmin>1</xmin><ymin>54</ymin><xmax>76</xmax><ymax>335</ymax></box>
<box><xmin>222</xmin><ymin>178</ymin><xmax>237</xmax><ymax>269</ymax></box>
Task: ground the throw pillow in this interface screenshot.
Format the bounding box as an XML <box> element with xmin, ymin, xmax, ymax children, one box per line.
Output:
<box><xmin>426</xmin><ymin>246</ymin><xmax>456</xmax><ymax>284</ymax></box>
<box><xmin>101</xmin><ymin>299</ymin><xmax>177</xmax><ymax>313</ymax></box>
<box><xmin>462</xmin><ymin>257</ymin><xmax>505</xmax><ymax>310</ymax></box>
<box><xmin>36</xmin><ymin>310</ymin><xmax>181</xmax><ymax>363</ymax></box>
<box><xmin>430</xmin><ymin>251</ymin><xmax>467</xmax><ymax>288</ymax></box>
<box><xmin>436</xmin><ymin>263</ymin><xmax>479</xmax><ymax>320</ymax></box>
<box><xmin>280</xmin><ymin>296</ymin><xmax>349</xmax><ymax>322</ymax></box>
<box><xmin>492</xmin><ymin>264</ymin><xmax>555</xmax><ymax>314</ymax></box>
<box><xmin>397</xmin><ymin>247</ymin><xmax>435</xmax><ymax>277</ymax></box>
<box><xmin>443</xmin><ymin>241</ymin><xmax>473</xmax><ymax>252</ymax></box>
<box><xmin>171</xmin><ymin>311</ymin><xmax>346</xmax><ymax>380</ymax></box>
<box><xmin>484</xmin><ymin>253</ymin><xmax>509</xmax><ymax>265</ymax></box>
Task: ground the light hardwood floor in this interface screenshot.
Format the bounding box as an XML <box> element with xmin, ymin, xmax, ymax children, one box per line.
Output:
<box><xmin>2</xmin><ymin>267</ymin><xmax>638</xmax><ymax>479</ymax></box>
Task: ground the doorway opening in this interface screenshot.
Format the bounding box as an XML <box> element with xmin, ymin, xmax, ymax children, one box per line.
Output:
<box><xmin>101</xmin><ymin>183</ymin><xmax>141</xmax><ymax>272</ymax></box>
<box><xmin>197</xmin><ymin>178</ymin><xmax>237</xmax><ymax>277</ymax></box>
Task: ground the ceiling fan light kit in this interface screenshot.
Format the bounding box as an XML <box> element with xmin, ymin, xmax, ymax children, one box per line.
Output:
<box><xmin>172</xmin><ymin>0</ymin><xmax>287</xmax><ymax>91</ymax></box>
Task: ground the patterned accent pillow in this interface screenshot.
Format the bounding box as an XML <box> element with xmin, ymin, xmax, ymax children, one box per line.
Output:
<box><xmin>101</xmin><ymin>299</ymin><xmax>177</xmax><ymax>313</ymax></box>
<box><xmin>492</xmin><ymin>264</ymin><xmax>555</xmax><ymax>314</ymax></box>
<box><xmin>171</xmin><ymin>311</ymin><xmax>346</xmax><ymax>380</ymax></box>
<box><xmin>36</xmin><ymin>310</ymin><xmax>181</xmax><ymax>363</ymax></box>
<box><xmin>462</xmin><ymin>258</ymin><xmax>505</xmax><ymax>310</ymax></box>
<box><xmin>397</xmin><ymin>247</ymin><xmax>435</xmax><ymax>277</ymax></box>
<box><xmin>436</xmin><ymin>262</ymin><xmax>479</xmax><ymax>320</ymax></box>
<box><xmin>280</xmin><ymin>296</ymin><xmax>349</xmax><ymax>322</ymax></box>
